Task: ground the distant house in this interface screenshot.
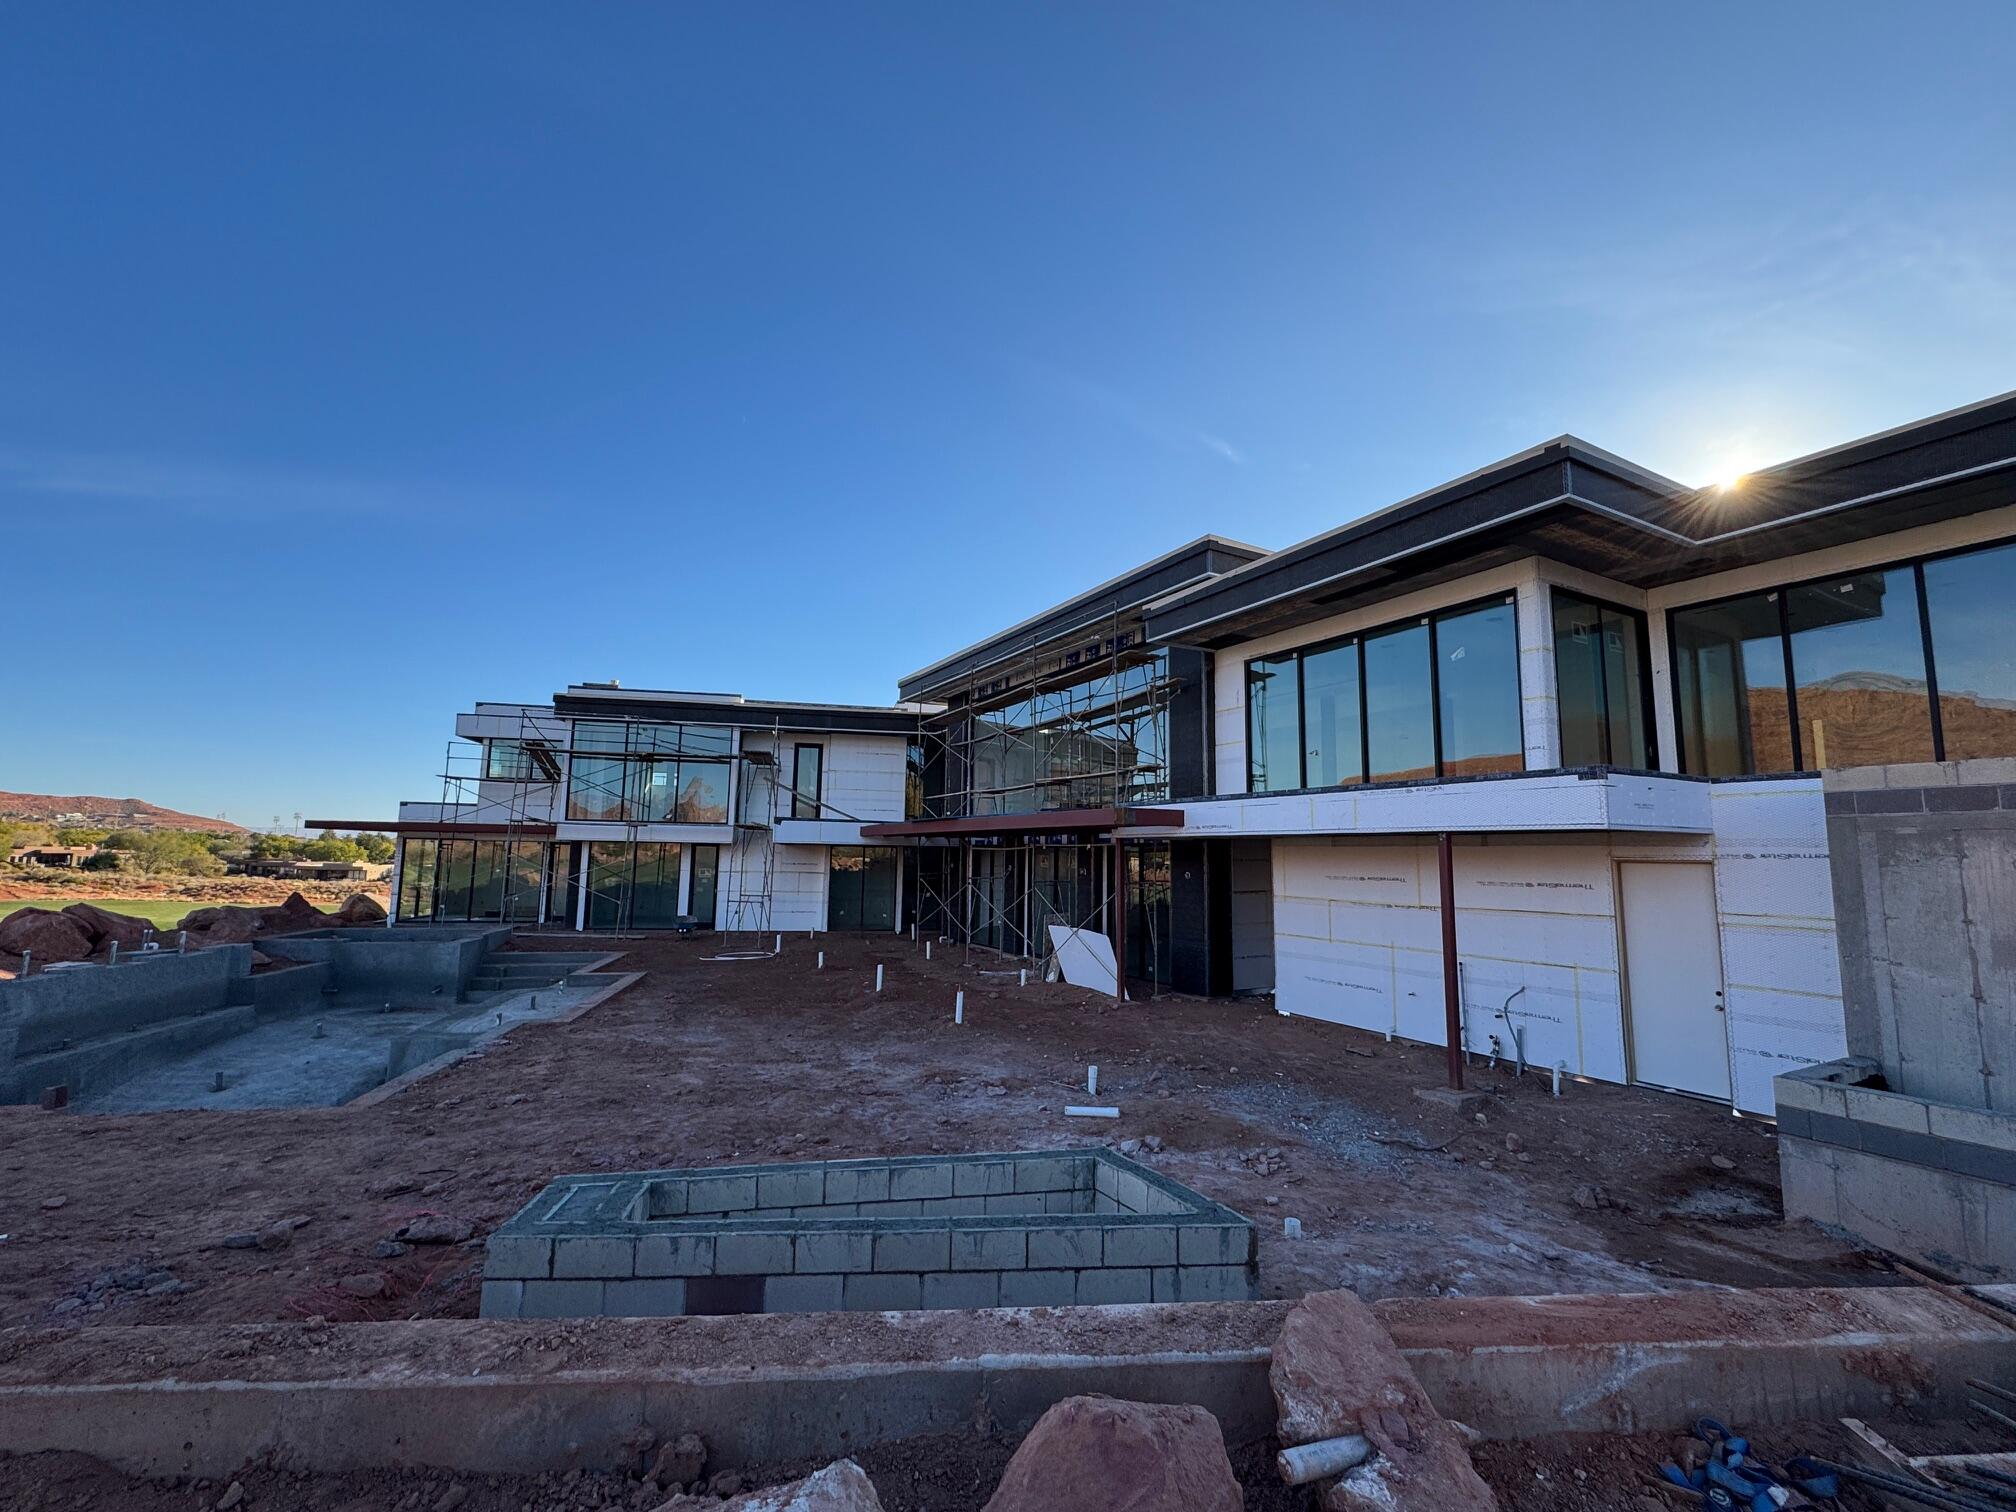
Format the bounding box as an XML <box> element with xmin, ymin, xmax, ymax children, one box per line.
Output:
<box><xmin>230</xmin><ymin>856</ymin><xmax>380</xmax><ymax>883</ymax></box>
<box><xmin>7</xmin><ymin>844</ymin><xmax>99</xmax><ymax>869</ymax></box>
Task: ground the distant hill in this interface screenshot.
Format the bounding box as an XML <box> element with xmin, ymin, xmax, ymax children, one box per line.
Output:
<box><xmin>0</xmin><ymin>791</ymin><xmax>247</xmax><ymax>834</ymax></box>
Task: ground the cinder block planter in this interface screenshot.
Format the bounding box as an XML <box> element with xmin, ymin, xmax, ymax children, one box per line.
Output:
<box><xmin>483</xmin><ymin>1149</ymin><xmax>1257</xmax><ymax>1318</ymax></box>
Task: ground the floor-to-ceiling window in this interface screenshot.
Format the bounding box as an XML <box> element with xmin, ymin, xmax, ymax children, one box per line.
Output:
<box><xmin>1671</xmin><ymin>538</ymin><xmax>2016</xmax><ymax>775</ymax></box>
<box><xmin>1785</xmin><ymin>569</ymin><xmax>1934</xmax><ymax>769</ymax></box>
<box><xmin>689</xmin><ymin>844</ymin><xmax>719</xmax><ymax>928</ymax></box>
<box><xmin>1245</xmin><ymin>596</ymin><xmax>1522</xmax><ymax>791</ymax></box>
<box><xmin>1553</xmin><ymin>590</ymin><xmax>1654</xmax><ymax>769</ymax></box>
<box><xmin>1301</xmin><ymin>640</ymin><xmax>1363</xmax><ymax>790</ymax></box>
<box><xmin>397</xmin><ymin>839</ymin><xmax>437</xmax><ymax>921</ymax></box>
<box><xmin>1434</xmin><ymin>601</ymin><xmax>1523</xmax><ymax>776</ymax></box>
<box><xmin>828</xmin><ymin>845</ymin><xmax>898</xmax><ymax>930</ymax></box>
<box><xmin>1671</xmin><ymin>590</ymin><xmax>1791</xmax><ymax>775</ymax></box>
<box><xmin>1246</xmin><ymin>656</ymin><xmax>1302</xmax><ymax>793</ymax></box>
<box><xmin>1123</xmin><ymin>842</ymin><xmax>1172</xmax><ymax>993</ymax></box>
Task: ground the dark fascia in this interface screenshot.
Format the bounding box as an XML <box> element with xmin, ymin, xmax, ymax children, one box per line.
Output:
<box><xmin>551</xmin><ymin>691</ymin><xmax>923</xmax><ymax>736</ymax></box>
<box><xmin>1145</xmin><ymin>391</ymin><xmax>2016</xmax><ymax>647</ymax></box>
<box><xmin>896</xmin><ymin>534</ymin><xmax>1269</xmax><ymax>703</ymax></box>
<box><xmin>1143</xmin><ymin>439</ymin><xmax>1672</xmax><ymax>645</ymax></box>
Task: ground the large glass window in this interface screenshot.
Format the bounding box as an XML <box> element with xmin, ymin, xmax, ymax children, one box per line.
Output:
<box><xmin>565</xmin><ymin>720</ymin><xmax>733</xmax><ymax>823</ymax></box>
<box><xmin>941</xmin><ymin>648</ymin><xmax>1171</xmax><ymax>818</ymax></box>
<box><xmin>1786</xmin><ymin>570</ymin><xmax>1934</xmax><ymax>768</ymax></box>
<box><xmin>1671</xmin><ymin>542</ymin><xmax>2016</xmax><ymax>776</ymax></box>
<box><xmin>397</xmin><ymin>839</ymin><xmax>437</xmax><ymax>921</ymax></box>
<box><xmin>1302</xmin><ymin>641</ymin><xmax>1364</xmax><ymax>788</ymax></box>
<box><xmin>1435</xmin><ymin>601</ymin><xmax>1522</xmax><ymax>776</ymax></box>
<box><xmin>1672</xmin><ymin>590</ymin><xmax>1792</xmax><ymax>775</ymax></box>
<box><xmin>1246</xmin><ymin>657</ymin><xmax>1302</xmax><ymax>792</ymax></box>
<box><xmin>1924</xmin><ymin>541</ymin><xmax>2016</xmax><ymax>760</ymax></box>
<box><xmin>791</xmin><ymin>745</ymin><xmax>823</xmax><ymax>820</ymax></box>
<box><xmin>1364</xmin><ymin>622</ymin><xmax>1436</xmax><ymax>783</ymax></box>
<box><xmin>1553</xmin><ymin>591</ymin><xmax>1654</xmax><ymax>769</ymax></box>
<box><xmin>1245</xmin><ymin>598</ymin><xmax>1523</xmax><ymax>790</ymax></box>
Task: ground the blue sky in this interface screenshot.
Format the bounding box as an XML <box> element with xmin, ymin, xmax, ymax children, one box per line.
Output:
<box><xmin>4</xmin><ymin>3</ymin><xmax>2012</xmax><ymax>828</ymax></box>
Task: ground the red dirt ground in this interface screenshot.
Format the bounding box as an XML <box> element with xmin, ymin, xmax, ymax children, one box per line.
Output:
<box><xmin>0</xmin><ymin>932</ymin><xmax>1884</xmax><ymax>1334</ymax></box>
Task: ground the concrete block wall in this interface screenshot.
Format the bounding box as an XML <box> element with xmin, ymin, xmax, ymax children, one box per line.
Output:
<box><xmin>483</xmin><ymin>1150</ymin><xmax>1257</xmax><ymax>1319</ymax></box>
<box><xmin>4</xmin><ymin>945</ymin><xmax>252</xmax><ymax>1058</ymax></box>
<box><xmin>1777</xmin><ymin>1060</ymin><xmax>2015</xmax><ymax>1279</ymax></box>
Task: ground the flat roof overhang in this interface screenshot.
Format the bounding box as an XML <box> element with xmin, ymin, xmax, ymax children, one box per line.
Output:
<box><xmin>897</xmin><ymin>536</ymin><xmax>1267</xmax><ymax>703</ymax></box>
<box><xmin>306</xmin><ymin>819</ymin><xmax>558</xmax><ymax>837</ymax></box>
<box><xmin>860</xmin><ymin>806</ymin><xmax>1185</xmax><ymax>839</ymax></box>
<box><xmin>1145</xmin><ymin>394</ymin><xmax>2016</xmax><ymax>648</ymax></box>
<box><xmin>550</xmin><ymin>694</ymin><xmax>922</xmax><ymax>735</ymax></box>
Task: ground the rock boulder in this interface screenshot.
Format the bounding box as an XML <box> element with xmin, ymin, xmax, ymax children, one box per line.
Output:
<box><xmin>1270</xmin><ymin>1290</ymin><xmax>1497</xmax><ymax>1511</ymax></box>
<box><xmin>981</xmin><ymin>1395</ymin><xmax>1242</xmax><ymax>1512</ymax></box>
<box><xmin>338</xmin><ymin>892</ymin><xmax>387</xmax><ymax>925</ymax></box>
<box><xmin>62</xmin><ymin>903</ymin><xmax>157</xmax><ymax>951</ymax></box>
<box><xmin>0</xmin><ymin>908</ymin><xmax>95</xmax><ymax>964</ymax></box>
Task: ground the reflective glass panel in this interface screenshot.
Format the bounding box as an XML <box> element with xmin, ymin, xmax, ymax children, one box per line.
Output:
<box><xmin>1434</xmin><ymin>601</ymin><xmax>1522</xmax><ymax>777</ymax></box>
<box><xmin>1785</xmin><ymin>570</ymin><xmax>1934</xmax><ymax>768</ymax></box>
<box><xmin>1364</xmin><ymin>623</ymin><xmax>1435</xmax><ymax>782</ymax></box>
<box><xmin>1302</xmin><ymin>641</ymin><xmax>1363</xmax><ymax>788</ymax></box>
<box><xmin>1924</xmin><ymin>541</ymin><xmax>2016</xmax><ymax>760</ymax></box>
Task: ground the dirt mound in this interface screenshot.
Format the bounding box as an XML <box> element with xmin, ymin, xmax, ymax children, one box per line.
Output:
<box><xmin>982</xmin><ymin>1395</ymin><xmax>1243</xmax><ymax>1512</ymax></box>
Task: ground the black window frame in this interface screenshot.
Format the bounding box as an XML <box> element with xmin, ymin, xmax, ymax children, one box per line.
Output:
<box><xmin>1549</xmin><ymin>587</ymin><xmax>1659</xmax><ymax>770</ymax></box>
<box><xmin>790</xmin><ymin>743</ymin><xmax>824</xmax><ymax>820</ymax></box>
<box><xmin>1243</xmin><ymin>591</ymin><xmax>1525</xmax><ymax>793</ymax></box>
<box><xmin>1666</xmin><ymin>531</ymin><xmax>2016</xmax><ymax>776</ymax></box>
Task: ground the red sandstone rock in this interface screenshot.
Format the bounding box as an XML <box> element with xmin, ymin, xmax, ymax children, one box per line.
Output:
<box><xmin>338</xmin><ymin>892</ymin><xmax>387</xmax><ymax>925</ymax></box>
<box><xmin>981</xmin><ymin>1395</ymin><xmax>1243</xmax><ymax>1512</ymax></box>
<box><xmin>1270</xmin><ymin>1290</ymin><xmax>1498</xmax><ymax>1511</ymax></box>
<box><xmin>62</xmin><ymin>902</ymin><xmax>156</xmax><ymax>951</ymax></box>
<box><xmin>0</xmin><ymin>908</ymin><xmax>94</xmax><ymax>964</ymax></box>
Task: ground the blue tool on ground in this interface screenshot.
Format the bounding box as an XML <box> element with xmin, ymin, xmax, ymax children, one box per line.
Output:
<box><xmin>1658</xmin><ymin>1419</ymin><xmax>1838</xmax><ymax>1509</ymax></box>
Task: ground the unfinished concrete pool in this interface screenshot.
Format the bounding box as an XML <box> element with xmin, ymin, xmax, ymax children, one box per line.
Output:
<box><xmin>481</xmin><ymin>1149</ymin><xmax>1259</xmax><ymax>1318</ymax></box>
<box><xmin>0</xmin><ymin>926</ymin><xmax>632</xmax><ymax>1112</ymax></box>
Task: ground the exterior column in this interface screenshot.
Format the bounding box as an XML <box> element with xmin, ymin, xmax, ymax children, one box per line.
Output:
<box><xmin>1439</xmin><ymin>831</ymin><xmax>1464</xmax><ymax>1090</ymax></box>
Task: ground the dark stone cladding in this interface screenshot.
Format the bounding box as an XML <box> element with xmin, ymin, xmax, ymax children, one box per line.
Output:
<box><xmin>1823</xmin><ymin>783</ymin><xmax>2016</xmax><ymax>815</ymax></box>
<box><xmin>1777</xmin><ymin>1109</ymin><xmax>2016</xmax><ymax>1189</ymax></box>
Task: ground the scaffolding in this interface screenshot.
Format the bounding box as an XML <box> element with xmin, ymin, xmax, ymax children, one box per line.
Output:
<box><xmin>907</xmin><ymin>605</ymin><xmax>1177</xmax><ymax>993</ymax></box>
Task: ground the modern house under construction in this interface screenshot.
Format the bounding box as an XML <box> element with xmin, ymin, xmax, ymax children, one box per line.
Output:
<box><xmin>332</xmin><ymin>389</ymin><xmax>2016</xmax><ymax>1115</ymax></box>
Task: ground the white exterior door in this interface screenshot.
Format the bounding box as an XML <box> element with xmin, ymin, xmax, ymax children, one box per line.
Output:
<box><xmin>1619</xmin><ymin>861</ymin><xmax>1730</xmax><ymax>1101</ymax></box>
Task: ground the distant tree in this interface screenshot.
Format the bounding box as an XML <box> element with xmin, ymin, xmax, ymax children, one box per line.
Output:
<box><xmin>81</xmin><ymin>850</ymin><xmax>124</xmax><ymax>872</ymax></box>
<box><xmin>352</xmin><ymin>832</ymin><xmax>396</xmax><ymax>863</ymax></box>
<box><xmin>54</xmin><ymin>827</ymin><xmax>112</xmax><ymax>846</ymax></box>
<box><xmin>101</xmin><ymin>829</ymin><xmax>225</xmax><ymax>876</ymax></box>
<box><xmin>0</xmin><ymin>821</ymin><xmax>55</xmax><ymax>851</ymax></box>
<box><xmin>301</xmin><ymin>830</ymin><xmax>366</xmax><ymax>863</ymax></box>
<box><xmin>248</xmin><ymin>831</ymin><xmax>309</xmax><ymax>860</ymax></box>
